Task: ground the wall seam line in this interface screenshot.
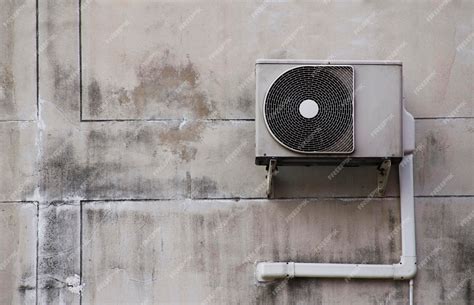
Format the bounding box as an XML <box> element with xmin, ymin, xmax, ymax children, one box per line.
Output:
<box><xmin>76</xmin><ymin>117</ymin><xmax>474</xmax><ymax>123</ymax></box>
<box><xmin>79</xmin><ymin>199</ymin><xmax>83</xmax><ymax>305</ymax></box>
<box><xmin>79</xmin><ymin>194</ymin><xmax>474</xmax><ymax>203</ymax></box>
<box><xmin>79</xmin><ymin>0</ymin><xmax>83</xmax><ymax>123</ymax></box>
<box><xmin>35</xmin><ymin>201</ymin><xmax>39</xmax><ymax>305</ymax></box>
<box><xmin>35</xmin><ymin>0</ymin><xmax>39</xmax><ymax>120</ymax></box>
<box><xmin>35</xmin><ymin>0</ymin><xmax>39</xmax><ymax>302</ymax></box>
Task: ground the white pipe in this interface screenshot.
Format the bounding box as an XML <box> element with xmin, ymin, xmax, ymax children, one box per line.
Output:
<box><xmin>409</xmin><ymin>279</ymin><xmax>414</xmax><ymax>305</ymax></box>
<box><xmin>256</xmin><ymin>155</ymin><xmax>417</xmax><ymax>282</ymax></box>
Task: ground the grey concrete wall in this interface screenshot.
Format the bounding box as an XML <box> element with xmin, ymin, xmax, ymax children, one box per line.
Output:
<box><xmin>0</xmin><ymin>0</ymin><xmax>473</xmax><ymax>304</ymax></box>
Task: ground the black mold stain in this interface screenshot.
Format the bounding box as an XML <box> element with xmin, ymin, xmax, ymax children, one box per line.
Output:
<box><xmin>420</xmin><ymin>201</ymin><xmax>474</xmax><ymax>304</ymax></box>
<box><xmin>87</xmin><ymin>129</ymin><xmax>109</xmax><ymax>150</ymax></box>
<box><xmin>85</xmin><ymin>207</ymin><xmax>109</xmax><ymax>230</ymax></box>
<box><xmin>41</xmin><ymin>138</ymin><xmax>122</xmax><ymax>200</ymax></box>
<box><xmin>466</xmin><ymin>279</ymin><xmax>472</xmax><ymax>305</ymax></box>
<box><xmin>288</xmin><ymin>279</ymin><xmax>323</xmax><ymax>305</ymax></box>
<box><xmin>417</xmin><ymin>131</ymin><xmax>449</xmax><ymax>188</ymax></box>
<box><xmin>255</xmin><ymin>278</ymin><xmax>323</xmax><ymax>305</ymax></box>
<box><xmin>424</xmin><ymin>130</ymin><xmax>448</xmax><ymax>165</ymax></box>
<box><xmin>186</xmin><ymin>171</ymin><xmax>192</xmax><ymax>197</ymax></box>
<box><xmin>88</xmin><ymin>79</ymin><xmax>103</xmax><ymax>117</ymax></box>
<box><xmin>354</xmin><ymin>245</ymin><xmax>383</xmax><ymax>264</ymax></box>
<box><xmin>192</xmin><ymin>176</ymin><xmax>218</xmax><ymax>198</ymax></box>
<box><xmin>41</xmin><ymin>130</ymin><xmax>165</xmax><ymax>200</ymax></box>
<box><xmin>456</xmin><ymin>238</ymin><xmax>474</xmax><ymax>275</ymax></box>
<box><xmin>4</xmin><ymin>124</ymin><xmax>31</xmax><ymax>198</ymax></box>
<box><xmin>88</xmin><ymin>125</ymin><xmax>156</xmax><ymax>151</ymax></box>
<box><xmin>41</xmin><ymin>143</ymin><xmax>96</xmax><ymax>198</ymax></box>
<box><xmin>1</xmin><ymin>1</ymin><xmax>16</xmax><ymax>117</ymax></box>
<box><xmin>53</xmin><ymin>64</ymin><xmax>80</xmax><ymax>112</ymax></box>
<box><xmin>388</xmin><ymin>208</ymin><xmax>396</xmax><ymax>253</ymax></box>
<box><xmin>237</xmin><ymin>92</ymin><xmax>253</xmax><ymax>116</ymax></box>
<box><xmin>83</xmin><ymin>127</ymin><xmax>192</xmax><ymax>199</ymax></box>
<box><xmin>0</xmin><ymin>65</ymin><xmax>15</xmax><ymax>115</ymax></box>
<box><xmin>187</xmin><ymin>213</ymin><xmax>206</xmax><ymax>272</ymax></box>
<box><xmin>370</xmin><ymin>283</ymin><xmax>405</xmax><ymax>305</ymax></box>
<box><xmin>436</xmin><ymin>203</ymin><xmax>474</xmax><ymax>277</ymax></box>
<box><xmin>38</xmin><ymin>204</ymin><xmax>79</xmax><ymax>304</ymax></box>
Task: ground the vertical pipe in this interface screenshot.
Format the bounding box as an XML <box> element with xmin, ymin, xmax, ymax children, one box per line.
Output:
<box><xmin>399</xmin><ymin>155</ymin><xmax>416</xmax><ymax>258</ymax></box>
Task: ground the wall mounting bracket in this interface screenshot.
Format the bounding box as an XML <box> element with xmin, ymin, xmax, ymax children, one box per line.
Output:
<box><xmin>377</xmin><ymin>159</ymin><xmax>392</xmax><ymax>196</ymax></box>
<box><xmin>266</xmin><ymin>159</ymin><xmax>278</xmax><ymax>198</ymax></box>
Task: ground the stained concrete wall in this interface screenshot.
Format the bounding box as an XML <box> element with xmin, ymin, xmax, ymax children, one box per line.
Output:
<box><xmin>0</xmin><ymin>0</ymin><xmax>473</xmax><ymax>304</ymax></box>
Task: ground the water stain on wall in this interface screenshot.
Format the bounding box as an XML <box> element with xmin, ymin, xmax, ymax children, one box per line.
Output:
<box><xmin>192</xmin><ymin>176</ymin><xmax>219</xmax><ymax>198</ymax></box>
<box><xmin>419</xmin><ymin>201</ymin><xmax>474</xmax><ymax>303</ymax></box>
<box><xmin>417</xmin><ymin>130</ymin><xmax>449</xmax><ymax>189</ymax></box>
<box><xmin>41</xmin><ymin>141</ymin><xmax>103</xmax><ymax>200</ymax></box>
<box><xmin>53</xmin><ymin>64</ymin><xmax>80</xmax><ymax>111</ymax></box>
<box><xmin>38</xmin><ymin>203</ymin><xmax>80</xmax><ymax>304</ymax></box>
<box><xmin>86</xmin><ymin>51</ymin><xmax>215</xmax><ymax>119</ymax></box>
<box><xmin>157</xmin><ymin>121</ymin><xmax>204</xmax><ymax>162</ymax></box>
<box><xmin>88</xmin><ymin>80</ymin><xmax>103</xmax><ymax>117</ymax></box>
<box><xmin>82</xmin><ymin>126</ymin><xmax>193</xmax><ymax>199</ymax></box>
<box><xmin>0</xmin><ymin>66</ymin><xmax>15</xmax><ymax>115</ymax></box>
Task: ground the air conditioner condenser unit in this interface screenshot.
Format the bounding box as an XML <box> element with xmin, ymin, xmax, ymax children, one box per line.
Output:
<box><xmin>256</xmin><ymin>59</ymin><xmax>414</xmax><ymax>166</ymax></box>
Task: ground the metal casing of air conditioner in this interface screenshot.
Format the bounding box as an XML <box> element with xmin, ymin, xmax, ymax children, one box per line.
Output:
<box><xmin>256</xmin><ymin>59</ymin><xmax>413</xmax><ymax>166</ymax></box>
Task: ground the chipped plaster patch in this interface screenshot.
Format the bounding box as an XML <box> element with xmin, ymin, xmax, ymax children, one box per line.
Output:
<box><xmin>66</xmin><ymin>274</ymin><xmax>84</xmax><ymax>295</ymax></box>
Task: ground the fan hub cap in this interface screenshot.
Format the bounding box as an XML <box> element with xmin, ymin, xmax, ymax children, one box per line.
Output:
<box><xmin>299</xmin><ymin>99</ymin><xmax>319</xmax><ymax>119</ymax></box>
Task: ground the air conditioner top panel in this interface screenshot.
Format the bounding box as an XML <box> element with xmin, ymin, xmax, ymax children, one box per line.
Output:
<box><xmin>256</xmin><ymin>59</ymin><xmax>402</xmax><ymax>66</ymax></box>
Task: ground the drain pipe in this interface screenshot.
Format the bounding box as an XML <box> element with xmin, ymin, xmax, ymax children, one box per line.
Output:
<box><xmin>256</xmin><ymin>154</ymin><xmax>417</xmax><ymax>281</ymax></box>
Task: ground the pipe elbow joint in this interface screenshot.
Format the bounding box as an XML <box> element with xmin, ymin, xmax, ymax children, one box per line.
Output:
<box><xmin>394</xmin><ymin>256</ymin><xmax>417</xmax><ymax>280</ymax></box>
<box><xmin>256</xmin><ymin>262</ymin><xmax>295</xmax><ymax>282</ymax></box>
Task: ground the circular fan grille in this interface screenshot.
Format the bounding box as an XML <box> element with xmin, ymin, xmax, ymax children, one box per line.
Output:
<box><xmin>264</xmin><ymin>66</ymin><xmax>354</xmax><ymax>153</ymax></box>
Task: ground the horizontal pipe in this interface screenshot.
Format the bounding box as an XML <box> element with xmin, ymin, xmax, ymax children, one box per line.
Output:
<box><xmin>256</xmin><ymin>256</ymin><xmax>417</xmax><ymax>281</ymax></box>
<box><xmin>295</xmin><ymin>263</ymin><xmax>394</xmax><ymax>278</ymax></box>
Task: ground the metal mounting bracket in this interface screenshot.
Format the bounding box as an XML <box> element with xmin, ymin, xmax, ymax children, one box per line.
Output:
<box><xmin>377</xmin><ymin>159</ymin><xmax>392</xmax><ymax>196</ymax></box>
<box><xmin>266</xmin><ymin>159</ymin><xmax>278</xmax><ymax>198</ymax></box>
